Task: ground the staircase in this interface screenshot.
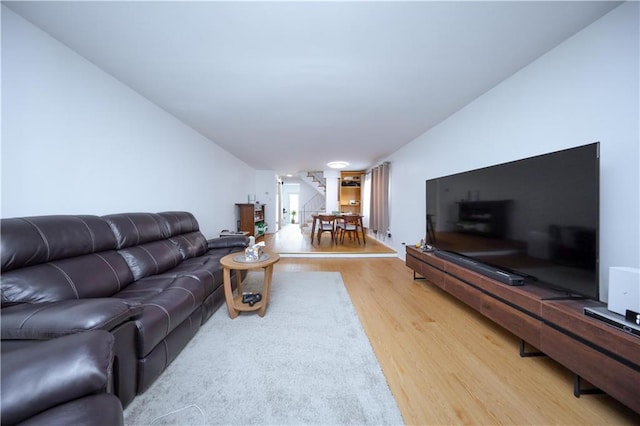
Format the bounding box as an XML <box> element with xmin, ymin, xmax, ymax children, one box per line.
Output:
<box><xmin>306</xmin><ymin>171</ymin><xmax>326</xmax><ymax>191</ymax></box>
<box><xmin>300</xmin><ymin>193</ymin><xmax>325</xmax><ymax>231</ymax></box>
<box><xmin>297</xmin><ymin>171</ymin><xmax>325</xmax><ymax>198</ymax></box>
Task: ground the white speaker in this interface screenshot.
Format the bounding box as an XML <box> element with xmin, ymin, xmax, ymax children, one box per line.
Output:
<box><xmin>608</xmin><ymin>267</ymin><xmax>640</xmax><ymax>315</ymax></box>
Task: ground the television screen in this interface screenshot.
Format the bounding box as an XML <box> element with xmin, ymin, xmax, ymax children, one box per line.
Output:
<box><xmin>426</xmin><ymin>142</ymin><xmax>599</xmax><ymax>299</ymax></box>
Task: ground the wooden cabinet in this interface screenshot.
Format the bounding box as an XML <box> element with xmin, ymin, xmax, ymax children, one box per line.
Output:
<box><xmin>339</xmin><ymin>171</ymin><xmax>363</xmax><ymax>214</ymax></box>
<box><xmin>405</xmin><ymin>245</ymin><xmax>640</xmax><ymax>414</ymax></box>
<box><xmin>236</xmin><ymin>203</ymin><xmax>266</xmax><ymax>238</ymax></box>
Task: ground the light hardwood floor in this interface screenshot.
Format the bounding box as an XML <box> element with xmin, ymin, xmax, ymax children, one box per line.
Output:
<box><xmin>269</xmin><ymin>223</ymin><xmax>396</xmax><ymax>255</ymax></box>
<box><xmin>264</xmin><ymin>230</ymin><xmax>639</xmax><ymax>424</ymax></box>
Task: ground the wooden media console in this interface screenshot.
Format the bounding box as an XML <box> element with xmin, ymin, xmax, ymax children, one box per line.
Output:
<box><xmin>405</xmin><ymin>245</ymin><xmax>640</xmax><ymax>414</ymax></box>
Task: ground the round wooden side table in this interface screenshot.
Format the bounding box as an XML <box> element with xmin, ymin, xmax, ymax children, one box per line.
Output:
<box><xmin>220</xmin><ymin>251</ymin><xmax>280</xmax><ymax>319</ymax></box>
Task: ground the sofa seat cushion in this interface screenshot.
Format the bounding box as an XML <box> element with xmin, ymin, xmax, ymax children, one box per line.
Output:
<box><xmin>112</xmin><ymin>275</ymin><xmax>205</xmax><ymax>356</ymax></box>
<box><xmin>161</xmin><ymin>257</ymin><xmax>225</xmax><ymax>293</ymax></box>
<box><xmin>1</xmin><ymin>299</ymin><xmax>142</xmax><ymax>340</ymax></box>
<box><xmin>1</xmin><ymin>251</ymin><xmax>134</xmax><ymax>305</ymax></box>
<box><xmin>19</xmin><ymin>394</ymin><xmax>124</xmax><ymax>426</ymax></box>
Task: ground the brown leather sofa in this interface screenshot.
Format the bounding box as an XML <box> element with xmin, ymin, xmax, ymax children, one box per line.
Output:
<box><xmin>1</xmin><ymin>211</ymin><xmax>248</xmax><ymax>407</ymax></box>
<box><xmin>1</xmin><ymin>330</ymin><xmax>124</xmax><ymax>426</ymax></box>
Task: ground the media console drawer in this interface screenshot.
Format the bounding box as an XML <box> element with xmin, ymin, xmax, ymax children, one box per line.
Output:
<box><xmin>541</xmin><ymin>324</ymin><xmax>640</xmax><ymax>413</ymax></box>
<box><xmin>481</xmin><ymin>295</ymin><xmax>542</xmax><ymax>348</ymax></box>
<box><xmin>444</xmin><ymin>274</ymin><xmax>483</xmax><ymax>311</ymax></box>
<box><xmin>542</xmin><ymin>299</ymin><xmax>640</xmax><ymax>367</ymax></box>
<box><xmin>406</xmin><ymin>250</ymin><xmax>445</xmax><ymax>289</ymax></box>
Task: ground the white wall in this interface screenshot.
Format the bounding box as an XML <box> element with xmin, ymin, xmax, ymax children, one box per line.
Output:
<box><xmin>1</xmin><ymin>7</ymin><xmax>256</xmax><ymax>238</ymax></box>
<box><xmin>383</xmin><ymin>2</ymin><xmax>639</xmax><ymax>301</ymax></box>
<box><xmin>254</xmin><ymin>170</ymin><xmax>278</xmax><ymax>233</ymax></box>
<box><xmin>323</xmin><ymin>169</ymin><xmax>340</xmax><ymax>213</ymax></box>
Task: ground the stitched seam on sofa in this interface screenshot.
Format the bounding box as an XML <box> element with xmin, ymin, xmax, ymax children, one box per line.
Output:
<box><xmin>125</xmin><ymin>216</ymin><xmax>140</xmax><ymax>245</ymax></box>
<box><xmin>17</xmin><ymin>303</ymin><xmax>51</xmax><ymax>329</ymax></box>
<box><xmin>146</xmin><ymin>303</ymin><xmax>172</xmax><ymax>335</ymax></box>
<box><xmin>161</xmin><ymin>240</ymin><xmax>181</xmax><ymax>266</ymax></box>
<box><xmin>183</xmin><ymin>274</ymin><xmax>202</xmax><ymax>283</ymax></box>
<box><xmin>163</xmin><ymin>212</ymin><xmax>181</xmax><ymax>234</ymax></box>
<box><xmin>147</xmin><ymin>213</ymin><xmax>163</xmax><ymax>234</ymax></box>
<box><xmin>170</xmin><ymin>286</ymin><xmax>197</xmax><ymax>307</ymax></box>
<box><xmin>49</xmin><ymin>263</ymin><xmax>80</xmax><ymax>299</ymax></box>
<box><xmin>20</xmin><ymin>218</ymin><xmax>50</xmax><ymax>262</ymax></box>
<box><xmin>171</xmin><ymin>235</ymin><xmax>187</xmax><ymax>259</ymax></box>
<box><xmin>189</xmin><ymin>214</ymin><xmax>198</xmax><ymax>231</ymax></box>
<box><xmin>139</xmin><ymin>246</ymin><xmax>160</xmax><ymax>274</ymax></box>
<box><xmin>174</xmin><ymin>213</ymin><xmax>184</xmax><ymax>233</ymax></box>
<box><xmin>92</xmin><ymin>253</ymin><xmax>122</xmax><ymax>292</ymax></box>
<box><xmin>77</xmin><ymin>216</ymin><xmax>96</xmax><ymax>252</ymax></box>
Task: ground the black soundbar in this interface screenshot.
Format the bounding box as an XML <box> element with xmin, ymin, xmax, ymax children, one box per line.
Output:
<box><xmin>434</xmin><ymin>250</ymin><xmax>525</xmax><ymax>286</ymax></box>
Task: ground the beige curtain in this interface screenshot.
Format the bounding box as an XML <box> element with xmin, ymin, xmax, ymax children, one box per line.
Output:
<box><xmin>369</xmin><ymin>162</ymin><xmax>390</xmax><ymax>236</ymax></box>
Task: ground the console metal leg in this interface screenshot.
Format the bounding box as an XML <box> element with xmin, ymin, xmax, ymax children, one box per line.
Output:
<box><xmin>519</xmin><ymin>340</ymin><xmax>545</xmax><ymax>357</ymax></box>
<box><xmin>573</xmin><ymin>375</ymin><xmax>603</xmax><ymax>398</ymax></box>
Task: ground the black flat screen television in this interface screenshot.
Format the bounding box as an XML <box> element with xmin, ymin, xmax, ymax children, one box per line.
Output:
<box><xmin>426</xmin><ymin>142</ymin><xmax>599</xmax><ymax>299</ymax></box>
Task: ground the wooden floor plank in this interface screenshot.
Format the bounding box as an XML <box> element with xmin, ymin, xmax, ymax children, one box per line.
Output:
<box><xmin>269</xmin><ymin>253</ymin><xmax>640</xmax><ymax>424</ymax></box>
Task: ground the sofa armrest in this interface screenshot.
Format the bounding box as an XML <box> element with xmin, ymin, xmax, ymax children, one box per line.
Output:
<box><xmin>207</xmin><ymin>236</ymin><xmax>249</xmax><ymax>250</ymax></box>
<box><xmin>1</xmin><ymin>299</ymin><xmax>142</xmax><ymax>340</ymax></box>
<box><xmin>1</xmin><ymin>330</ymin><xmax>116</xmax><ymax>425</ymax></box>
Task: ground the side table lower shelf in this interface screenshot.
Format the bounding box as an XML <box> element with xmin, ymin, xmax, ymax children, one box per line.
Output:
<box><xmin>220</xmin><ymin>252</ymin><xmax>280</xmax><ymax>319</ymax></box>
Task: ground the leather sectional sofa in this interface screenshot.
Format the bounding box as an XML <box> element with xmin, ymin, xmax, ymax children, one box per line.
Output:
<box><xmin>1</xmin><ymin>211</ymin><xmax>249</xmax><ymax>409</ymax></box>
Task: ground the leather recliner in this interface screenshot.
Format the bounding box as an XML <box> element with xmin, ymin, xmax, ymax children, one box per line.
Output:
<box><xmin>1</xmin><ymin>330</ymin><xmax>124</xmax><ymax>426</ymax></box>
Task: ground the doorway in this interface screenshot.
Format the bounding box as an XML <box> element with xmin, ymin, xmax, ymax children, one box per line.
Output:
<box><xmin>289</xmin><ymin>193</ymin><xmax>299</xmax><ymax>224</ymax></box>
<box><xmin>282</xmin><ymin>182</ymin><xmax>300</xmax><ymax>225</ymax></box>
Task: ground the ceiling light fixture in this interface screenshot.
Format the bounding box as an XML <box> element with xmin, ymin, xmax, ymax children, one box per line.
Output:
<box><xmin>327</xmin><ymin>161</ymin><xmax>349</xmax><ymax>169</ymax></box>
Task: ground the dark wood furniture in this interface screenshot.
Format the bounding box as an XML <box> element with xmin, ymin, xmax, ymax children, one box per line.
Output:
<box><xmin>336</xmin><ymin>214</ymin><xmax>362</xmax><ymax>244</ymax></box>
<box><xmin>310</xmin><ymin>214</ymin><xmax>366</xmax><ymax>244</ymax></box>
<box><xmin>316</xmin><ymin>214</ymin><xmax>337</xmax><ymax>244</ymax></box>
<box><xmin>236</xmin><ymin>203</ymin><xmax>266</xmax><ymax>238</ymax></box>
<box><xmin>405</xmin><ymin>245</ymin><xmax>640</xmax><ymax>414</ymax></box>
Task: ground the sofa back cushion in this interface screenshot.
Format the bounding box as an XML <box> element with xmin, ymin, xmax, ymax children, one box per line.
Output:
<box><xmin>2</xmin><ymin>251</ymin><xmax>134</xmax><ymax>305</ymax></box>
<box><xmin>158</xmin><ymin>212</ymin><xmax>208</xmax><ymax>259</ymax></box>
<box><xmin>157</xmin><ymin>211</ymin><xmax>199</xmax><ymax>236</ymax></box>
<box><xmin>168</xmin><ymin>232</ymin><xmax>208</xmax><ymax>259</ymax></box>
<box><xmin>117</xmin><ymin>240</ymin><xmax>183</xmax><ymax>281</ymax></box>
<box><xmin>102</xmin><ymin>213</ymin><xmax>171</xmax><ymax>249</ymax></box>
<box><xmin>1</xmin><ymin>215</ymin><xmax>133</xmax><ymax>305</ymax></box>
<box><xmin>1</xmin><ymin>215</ymin><xmax>117</xmax><ymax>272</ymax></box>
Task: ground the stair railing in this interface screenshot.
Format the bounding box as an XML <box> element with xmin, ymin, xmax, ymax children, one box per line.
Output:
<box><xmin>300</xmin><ymin>193</ymin><xmax>325</xmax><ymax>228</ymax></box>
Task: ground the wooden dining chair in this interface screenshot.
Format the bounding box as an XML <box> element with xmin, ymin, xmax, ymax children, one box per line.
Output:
<box><xmin>316</xmin><ymin>214</ymin><xmax>337</xmax><ymax>243</ymax></box>
<box><xmin>336</xmin><ymin>214</ymin><xmax>361</xmax><ymax>244</ymax></box>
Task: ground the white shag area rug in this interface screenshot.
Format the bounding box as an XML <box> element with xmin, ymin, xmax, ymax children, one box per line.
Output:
<box><xmin>124</xmin><ymin>271</ymin><xmax>404</xmax><ymax>426</ymax></box>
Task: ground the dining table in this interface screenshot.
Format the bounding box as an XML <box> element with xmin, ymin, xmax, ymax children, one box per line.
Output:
<box><xmin>310</xmin><ymin>213</ymin><xmax>366</xmax><ymax>244</ymax></box>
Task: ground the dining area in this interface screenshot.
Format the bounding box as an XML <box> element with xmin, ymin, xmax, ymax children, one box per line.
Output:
<box><xmin>310</xmin><ymin>213</ymin><xmax>366</xmax><ymax>245</ymax></box>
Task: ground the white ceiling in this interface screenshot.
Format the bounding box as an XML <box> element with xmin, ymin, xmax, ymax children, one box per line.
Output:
<box><xmin>4</xmin><ymin>1</ymin><xmax>621</xmax><ymax>176</ymax></box>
